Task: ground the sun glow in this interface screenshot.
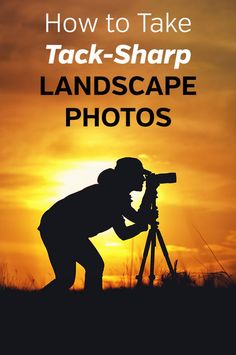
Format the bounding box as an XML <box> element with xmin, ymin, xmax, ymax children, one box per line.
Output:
<box><xmin>21</xmin><ymin>160</ymin><xmax>114</xmax><ymax>211</ymax></box>
<box><xmin>53</xmin><ymin>160</ymin><xmax>113</xmax><ymax>199</ymax></box>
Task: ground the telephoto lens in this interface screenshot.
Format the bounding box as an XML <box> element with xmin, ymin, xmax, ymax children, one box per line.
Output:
<box><xmin>155</xmin><ymin>172</ymin><xmax>177</xmax><ymax>184</ymax></box>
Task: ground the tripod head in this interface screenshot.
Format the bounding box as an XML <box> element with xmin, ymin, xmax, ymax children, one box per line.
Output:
<box><xmin>148</xmin><ymin>189</ymin><xmax>160</xmax><ymax>228</ymax></box>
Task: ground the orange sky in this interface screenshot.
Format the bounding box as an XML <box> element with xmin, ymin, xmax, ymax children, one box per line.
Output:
<box><xmin>0</xmin><ymin>0</ymin><xmax>235</xmax><ymax>289</ymax></box>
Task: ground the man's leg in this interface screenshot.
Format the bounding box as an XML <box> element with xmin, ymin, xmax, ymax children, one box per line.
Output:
<box><xmin>41</xmin><ymin>232</ymin><xmax>76</xmax><ymax>293</ymax></box>
<box><xmin>43</xmin><ymin>251</ymin><xmax>76</xmax><ymax>293</ymax></box>
<box><xmin>75</xmin><ymin>239</ymin><xmax>104</xmax><ymax>293</ymax></box>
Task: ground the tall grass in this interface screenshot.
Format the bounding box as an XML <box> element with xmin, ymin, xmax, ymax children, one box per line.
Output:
<box><xmin>0</xmin><ymin>261</ymin><xmax>234</xmax><ymax>291</ymax></box>
<box><xmin>0</xmin><ymin>263</ymin><xmax>39</xmax><ymax>290</ymax></box>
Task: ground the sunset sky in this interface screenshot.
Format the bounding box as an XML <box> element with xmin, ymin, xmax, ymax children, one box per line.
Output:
<box><xmin>0</xmin><ymin>0</ymin><xmax>235</xmax><ymax>288</ymax></box>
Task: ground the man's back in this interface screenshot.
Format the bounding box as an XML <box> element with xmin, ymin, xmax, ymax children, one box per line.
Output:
<box><xmin>38</xmin><ymin>183</ymin><xmax>130</xmax><ymax>237</ymax></box>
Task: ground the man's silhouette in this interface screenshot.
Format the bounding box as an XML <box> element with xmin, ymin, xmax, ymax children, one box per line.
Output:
<box><xmin>38</xmin><ymin>157</ymin><xmax>157</xmax><ymax>293</ymax></box>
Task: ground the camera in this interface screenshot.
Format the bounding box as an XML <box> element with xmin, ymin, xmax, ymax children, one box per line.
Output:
<box><xmin>145</xmin><ymin>171</ymin><xmax>177</xmax><ymax>185</ymax></box>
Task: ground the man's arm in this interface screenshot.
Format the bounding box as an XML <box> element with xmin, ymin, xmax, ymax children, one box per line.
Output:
<box><xmin>113</xmin><ymin>217</ymin><xmax>148</xmax><ymax>241</ymax></box>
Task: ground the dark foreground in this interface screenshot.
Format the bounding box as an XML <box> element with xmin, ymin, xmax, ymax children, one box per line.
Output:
<box><xmin>1</xmin><ymin>286</ymin><xmax>235</xmax><ymax>352</ymax></box>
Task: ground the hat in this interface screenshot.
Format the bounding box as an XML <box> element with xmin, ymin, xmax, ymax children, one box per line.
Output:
<box><xmin>114</xmin><ymin>157</ymin><xmax>150</xmax><ymax>175</ymax></box>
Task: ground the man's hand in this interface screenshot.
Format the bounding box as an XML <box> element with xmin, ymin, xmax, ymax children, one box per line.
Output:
<box><xmin>137</xmin><ymin>207</ymin><xmax>158</xmax><ymax>229</ymax></box>
<box><xmin>145</xmin><ymin>173</ymin><xmax>159</xmax><ymax>191</ymax></box>
<box><xmin>147</xmin><ymin>208</ymin><xmax>159</xmax><ymax>222</ymax></box>
<box><xmin>137</xmin><ymin>221</ymin><xmax>149</xmax><ymax>232</ymax></box>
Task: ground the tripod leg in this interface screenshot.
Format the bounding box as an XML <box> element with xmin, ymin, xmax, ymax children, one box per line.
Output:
<box><xmin>149</xmin><ymin>233</ymin><xmax>156</xmax><ymax>286</ymax></box>
<box><xmin>136</xmin><ymin>229</ymin><xmax>153</xmax><ymax>286</ymax></box>
<box><xmin>156</xmin><ymin>228</ymin><xmax>175</xmax><ymax>276</ymax></box>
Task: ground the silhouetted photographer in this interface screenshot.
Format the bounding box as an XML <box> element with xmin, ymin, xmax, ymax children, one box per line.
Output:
<box><xmin>38</xmin><ymin>157</ymin><xmax>173</xmax><ymax>293</ymax></box>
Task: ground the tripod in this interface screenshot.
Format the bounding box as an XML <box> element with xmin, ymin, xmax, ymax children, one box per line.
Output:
<box><xmin>136</xmin><ymin>189</ymin><xmax>176</xmax><ymax>287</ymax></box>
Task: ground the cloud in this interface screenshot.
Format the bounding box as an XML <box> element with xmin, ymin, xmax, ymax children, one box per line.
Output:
<box><xmin>167</xmin><ymin>244</ymin><xmax>198</xmax><ymax>253</ymax></box>
<box><xmin>0</xmin><ymin>173</ymin><xmax>46</xmax><ymax>188</ymax></box>
<box><xmin>224</xmin><ymin>230</ymin><xmax>236</xmax><ymax>247</ymax></box>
